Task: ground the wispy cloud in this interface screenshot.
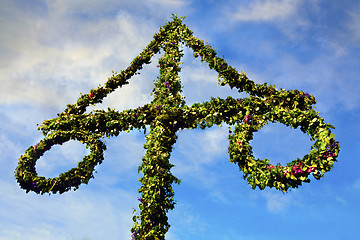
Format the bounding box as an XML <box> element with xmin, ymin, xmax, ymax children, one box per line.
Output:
<box><xmin>335</xmin><ymin>195</ymin><xmax>348</xmax><ymax>205</ymax></box>
<box><xmin>353</xmin><ymin>179</ymin><xmax>360</xmax><ymax>190</ymax></box>
<box><xmin>208</xmin><ymin>190</ymin><xmax>231</xmax><ymax>204</ymax></box>
<box><xmin>0</xmin><ymin>179</ymin><xmax>136</xmax><ymax>240</ymax></box>
<box><xmin>35</xmin><ymin>140</ymin><xmax>90</xmax><ymax>178</ymax></box>
<box><xmin>172</xmin><ymin>126</ymin><xmax>228</xmax><ymax>176</ymax></box>
<box><xmin>231</xmin><ymin>0</ymin><xmax>301</xmax><ymax>22</ymax></box>
<box><xmin>346</xmin><ymin>3</ymin><xmax>360</xmax><ymax>47</ymax></box>
<box><xmin>260</xmin><ymin>53</ymin><xmax>360</xmax><ymax>112</ymax></box>
<box><xmin>0</xmin><ymin>2</ymin><xmax>160</xmax><ymax>109</ymax></box>
<box><xmin>167</xmin><ymin>202</ymin><xmax>207</xmax><ymax>238</ymax></box>
<box><xmin>149</xmin><ymin>0</ymin><xmax>188</xmax><ymax>6</ymax></box>
<box><xmin>261</xmin><ymin>191</ymin><xmax>293</xmax><ymax>213</ymax></box>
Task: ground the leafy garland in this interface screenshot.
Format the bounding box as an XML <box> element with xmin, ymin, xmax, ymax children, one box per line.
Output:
<box><xmin>15</xmin><ymin>15</ymin><xmax>340</xmax><ymax>240</ymax></box>
<box><xmin>228</xmin><ymin>96</ymin><xmax>339</xmax><ymax>192</ymax></box>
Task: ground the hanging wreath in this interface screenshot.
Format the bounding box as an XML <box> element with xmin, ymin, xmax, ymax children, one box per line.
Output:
<box><xmin>15</xmin><ymin>130</ymin><xmax>106</xmax><ymax>194</ymax></box>
<box><xmin>228</xmin><ymin>97</ymin><xmax>340</xmax><ymax>192</ymax></box>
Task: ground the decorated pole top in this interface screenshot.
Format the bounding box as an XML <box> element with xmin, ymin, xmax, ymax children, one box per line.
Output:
<box><xmin>15</xmin><ymin>15</ymin><xmax>340</xmax><ymax>239</ymax></box>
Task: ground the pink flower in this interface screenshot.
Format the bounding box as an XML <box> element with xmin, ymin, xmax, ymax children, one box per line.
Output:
<box><xmin>291</xmin><ymin>162</ymin><xmax>303</xmax><ymax>175</ymax></box>
<box><xmin>164</xmin><ymin>82</ymin><xmax>171</xmax><ymax>91</ymax></box>
<box><xmin>244</xmin><ymin>114</ymin><xmax>252</xmax><ymax>123</ymax></box>
<box><xmin>237</xmin><ymin>141</ymin><xmax>242</xmax><ymax>148</ymax></box>
<box><xmin>306</xmin><ymin>167</ymin><xmax>315</xmax><ymax>173</ymax></box>
<box><xmin>267</xmin><ymin>165</ymin><xmax>275</xmax><ymax>169</ymax></box>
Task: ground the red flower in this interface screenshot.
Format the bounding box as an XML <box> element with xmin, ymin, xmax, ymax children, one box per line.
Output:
<box><xmin>88</xmin><ymin>92</ymin><xmax>94</xmax><ymax>99</ymax></box>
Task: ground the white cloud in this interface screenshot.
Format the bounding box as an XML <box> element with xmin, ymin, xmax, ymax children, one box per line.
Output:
<box><xmin>169</xmin><ymin>126</ymin><xmax>243</xmax><ymax>205</ymax></box>
<box><xmin>167</xmin><ymin>202</ymin><xmax>206</xmax><ymax>238</ymax></box>
<box><xmin>335</xmin><ymin>195</ymin><xmax>348</xmax><ymax>205</ymax></box>
<box><xmin>44</xmin><ymin>0</ymin><xmax>127</xmax><ymax>19</ymax></box>
<box><xmin>346</xmin><ymin>4</ymin><xmax>360</xmax><ymax>47</ymax></box>
<box><xmin>353</xmin><ymin>179</ymin><xmax>360</xmax><ymax>190</ymax></box>
<box><xmin>180</xmin><ymin>49</ymin><xmax>246</xmax><ymax>106</ymax></box>
<box><xmin>35</xmin><ymin>140</ymin><xmax>90</xmax><ymax>178</ymax></box>
<box><xmin>172</xmin><ymin>126</ymin><xmax>228</xmax><ymax>175</ymax></box>
<box><xmin>149</xmin><ymin>0</ymin><xmax>187</xmax><ymax>6</ymax></box>
<box><xmin>262</xmin><ymin>191</ymin><xmax>293</xmax><ymax>213</ymax></box>
<box><xmin>231</xmin><ymin>0</ymin><xmax>301</xmax><ymax>22</ymax></box>
<box><xmin>250</xmin><ymin>122</ymin><xmax>313</xmax><ymax>166</ymax></box>
<box><xmin>0</xmin><ymin>1</ymin><xmax>159</xmax><ymax>109</ymax></box>
<box><xmin>0</xmin><ymin>2</ymin><xmax>175</xmax><ymax>239</ymax></box>
<box><xmin>0</xmin><ymin>179</ymin><xmax>136</xmax><ymax>240</ymax></box>
<box><xmin>268</xmin><ymin>54</ymin><xmax>360</xmax><ymax>112</ymax></box>
<box><xmin>208</xmin><ymin>190</ymin><xmax>231</xmax><ymax>204</ymax></box>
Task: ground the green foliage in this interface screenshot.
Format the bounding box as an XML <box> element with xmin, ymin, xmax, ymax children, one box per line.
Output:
<box><xmin>15</xmin><ymin>15</ymin><xmax>340</xmax><ymax>239</ymax></box>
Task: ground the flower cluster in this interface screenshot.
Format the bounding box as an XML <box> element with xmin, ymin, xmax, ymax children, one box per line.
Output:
<box><xmin>299</xmin><ymin>92</ymin><xmax>311</xmax><ymax>98</ymax></box>
<box><xmin>322</xmin><ymin>141</ymin><xmax>339</xmax><ymax>158</ymax></box>
<box><xmin>31</xmin><ymin>182</ymin><xmax>40</xmax><ymax>192</ymax></box>
<box><xmin>164</xmin><ymin>81</ymin><xmax>171</xmax><ymax>91</ymax></box>
<box><xmin>267</xmin><ymin>164</ymin><xmax>315</xmax><ymax>176</ymax></box>
<box><xmin>131</xmin><ymin>230</ymin><xmax>139</xmax><ymax>240</ymax></box>
<box><xmin>244</xmin><ymin>114</ymin><xmax>252</xmax><ymax>123</ymax></box>
<box><xmin>291</xmin><ymin>162</ymin><xmax>304</xmax><ymax>175</ymax></box>
<box><xmin>288</xmin><ymin>162</ymin><xmax>314</xmax><ymax>175</ymax></box>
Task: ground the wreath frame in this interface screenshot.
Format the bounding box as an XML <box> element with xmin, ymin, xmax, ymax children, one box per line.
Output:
<box><xmin>228</xmin><ymin>102</ymin><xmax>340</xmax><ymax>192</ymax></box>
<box><xmin>16</xmin><ymin>130</ymin><xmax>106</xmax><ymax>194</ymax></box>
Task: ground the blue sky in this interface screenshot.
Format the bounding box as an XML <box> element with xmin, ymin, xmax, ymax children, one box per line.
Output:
<box><xmin>1</xmin><ymin>0</ymin><xmax>359</xmax><ymax>239</ymax></box>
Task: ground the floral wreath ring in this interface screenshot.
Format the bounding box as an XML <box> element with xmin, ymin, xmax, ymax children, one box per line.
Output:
<box><xmin>16</xmin><ymin>130</ymin><xmax>106</xmax><ymax>194</ymax></box>
<box><xmin>228</xmin><ymin>106</ymin><xmax>340</xmax><ymax>192</ymax></box>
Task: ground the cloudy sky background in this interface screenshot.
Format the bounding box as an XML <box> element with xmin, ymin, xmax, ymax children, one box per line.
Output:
<box><xmin>1</xmin><ymin>0</ymin><xmax>359</xmax><ymax>239</ymax></box>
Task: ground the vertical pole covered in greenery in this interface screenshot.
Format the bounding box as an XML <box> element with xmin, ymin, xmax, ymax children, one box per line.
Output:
<box><xmin>132</xmin><ymin>19</ymin><xmax>185</xmax><ymax>239</ymax></box>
